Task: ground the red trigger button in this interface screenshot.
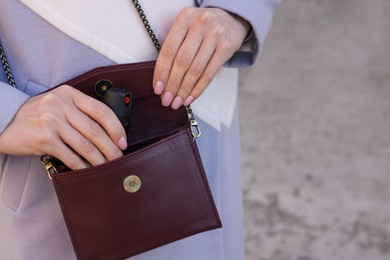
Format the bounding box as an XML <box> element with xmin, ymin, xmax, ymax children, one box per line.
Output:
<box><xmin>124</xmin><ymin>96</ymin><xmax>131</xmax><ymax>105</ymax></box>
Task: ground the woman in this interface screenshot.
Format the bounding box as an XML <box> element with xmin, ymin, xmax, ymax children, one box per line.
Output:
<box><xmin>0</xmin><ymin>0</ymin><xmax>280</xmax><ymax>259</ymax></box>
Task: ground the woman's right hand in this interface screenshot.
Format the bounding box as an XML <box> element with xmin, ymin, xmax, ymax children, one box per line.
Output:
<box><xmin>0</xmin><ymin>85</ymin><xmax>127</xmax><ymax>170</ymax></box>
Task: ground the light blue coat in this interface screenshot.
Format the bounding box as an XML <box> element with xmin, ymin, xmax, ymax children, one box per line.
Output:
<box><xmin>0</xmin><ymin>0</ymin><xmax>280</xmax><ymax>259</ymax></box>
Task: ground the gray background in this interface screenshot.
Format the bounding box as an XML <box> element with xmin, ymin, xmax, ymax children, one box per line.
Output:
<box><xmin>239</xmin><ymin>0</ymin><xmax>390</xmax><ymax>260</ymax></box>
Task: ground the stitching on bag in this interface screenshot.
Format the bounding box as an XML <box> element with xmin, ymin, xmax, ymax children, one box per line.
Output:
<box><xmin>186</xmin><ymin>132</ymin><xmax>222</xmax><ymax>225</ymax></box>
<box><xmin>124</xmin><ymin>221</ymin><xmax>218</xmax><ymax>260</ymax></box>
<box><xmin>55</xmin><ymin>129</ymin><xmax>187</xmax><ymax>177</ymax></box>
<box><xmin>53</xmin><ymin>178</ymin><xmax>83</xmax><ymax>258</ymax></box>
<box><xmin>65</xmin><ymin>61</ymin><xmax>155</xmax><ymax>87</ymax></box>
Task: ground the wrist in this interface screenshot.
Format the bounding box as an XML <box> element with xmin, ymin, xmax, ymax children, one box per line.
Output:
<box><xmin>223</xmin><ymin>10</ymin><xmax>252</xmax><ymax>43</ymax></box>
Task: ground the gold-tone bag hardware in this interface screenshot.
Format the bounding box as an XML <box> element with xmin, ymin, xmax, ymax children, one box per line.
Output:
<box><xmin>40</xmin><ymin>155</ymin><xmax>58</xmax><ymax>180</ymax></box>
<box><xmin>123</xmin><ymin>175</ymin><xmax>142</xmax><ymax>193</ymax></box>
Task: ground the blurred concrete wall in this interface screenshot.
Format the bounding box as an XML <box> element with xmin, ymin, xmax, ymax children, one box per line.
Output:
<box><xmin>239</xmin><ymin>0</ymin><xmax>390</xmax><ymax>259</ymax></box>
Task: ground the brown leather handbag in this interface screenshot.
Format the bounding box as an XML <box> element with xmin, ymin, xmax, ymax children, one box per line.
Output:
<box><xmin>44</xmin><ymin>60</ymin><xmax>222</xmax><ymax>260</ymax></box>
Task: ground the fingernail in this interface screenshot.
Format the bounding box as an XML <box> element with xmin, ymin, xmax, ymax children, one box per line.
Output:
<box><xmin>162</xmin><ymin>92</ymin><xmax>174</xmax><ymax>107</ymax></box>
<box><xmin>154</xmin><ymin>81</ymin><xmax>164</xmax><ymax>95</ymax></box>
<box><xmin>183</xmin><ymin>95</ymin><xmax>194</xmax><ymax>106</ymax></box>
<box><xmin>171</xmin><ymin>96</ymin><xmax>183</xmax><ymax>110</ymax></box>
<box><xmin>118</xmin><ymin>136</ymin><xmax>127</xmax><ymax>150</ymax></box>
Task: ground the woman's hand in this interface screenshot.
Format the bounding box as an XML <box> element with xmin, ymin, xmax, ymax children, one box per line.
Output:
<box><xmin>0</xmin><ymin>85</ymin><xmax>127</xmax><ymax>170</ymax></box>
<box><xmin>153</xmin><ymin>7</ymin><xmax>251</xmax><ymax>109</ymax></box>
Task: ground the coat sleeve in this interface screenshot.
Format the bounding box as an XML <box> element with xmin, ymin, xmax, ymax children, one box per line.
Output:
<box><xmin>0</xmin><ymin>24</ymin><xmax>27</xmax><ymax>134</ymax></box>
<box><xmin>198</xmin><ymin>0</ymin><xmax>281</xmax><ymax>67</ymax></box>
<box><xmin>0</xmin><ymin>29</ymin><xmax>31</xmax><ymax>134</ymax></box>
<box><xmin>0</xmin><ymin>71</ymin><xmax>30</xmax><ymax>134</ymax></box>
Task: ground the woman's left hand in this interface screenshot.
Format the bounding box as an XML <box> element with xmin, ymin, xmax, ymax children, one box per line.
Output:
<box><xmin>153</xmin><ymin>7</ymin><xmax>251</xmax><ymax>109</ymax></box>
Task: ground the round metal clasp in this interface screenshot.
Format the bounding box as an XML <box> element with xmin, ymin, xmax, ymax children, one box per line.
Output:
<box><xmin>123</xmin><ymin>175</ymin><xmax>141</xmax><ymax>193</ymax></box>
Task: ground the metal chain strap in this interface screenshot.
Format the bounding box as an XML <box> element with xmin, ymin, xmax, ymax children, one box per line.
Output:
<box><xmin>131</xmin><ymin>0</ymin><xmax>162</xmax><ymax>53</ymax></box>
<box><xmin>0</xmin><ymin>43</ymin><xmax>17</xmax><ymax>88</ymax></box>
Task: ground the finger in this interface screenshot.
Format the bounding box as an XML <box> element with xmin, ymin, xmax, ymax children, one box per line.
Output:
<box><xmin>176</xmin><ymin>37</ymin><xmax>217</xmax><ymax>107</ymax></box>
<box><xmin>47</xmin><ymin>138</ymin><xmax>90</xmax><ymax>170</ymax></box>
<box><xmin>153</xmin><ymin>15</ymin><xmax>189</xmax><ymax>95</ymax></box>
<box><xmin>59</xmin><ymin>123</ymin><xmax>108</xmax><ymax>166</ymax></box>
<box><xmin>66</xmin><ymin>109</ymin><xmax>124</xmax><ymax>161</ymax></box>
<box><xmin>69</xmin><ymin>88</ymin><xmax>127</xmax><ymax>149</ymax></box>
<box><xmin>184</xmin><ymin>47</ymin><xmax>231</xmax><ymax>106</ymax></box>
<box><xmin>161</xmin><ymin>27</ymin><xmax>205</xmax><ymax>109</ymax></box>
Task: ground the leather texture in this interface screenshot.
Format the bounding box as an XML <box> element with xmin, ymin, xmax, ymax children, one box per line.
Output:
<box><xmin>51</xmin><ymin>61</ymin><xmax>222</xmax><ymax>260</ymax></box>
